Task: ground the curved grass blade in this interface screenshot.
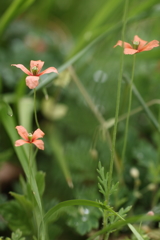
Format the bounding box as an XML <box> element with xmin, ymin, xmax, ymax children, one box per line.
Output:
<box><xmin>105</xmin><ymin>99</ymin><xmax>160</xmax><ymax>130</ymax></box>
<box><xmin>87</xmin><ymin>214</ymin><xmax>160</xmax><ymax>240</ymax></box>
<box><xmin>0</xmin><ymin>106</ymin><xmax>45</xmax><ymax>240</ymax></box>
<box><xmin>123</xmin><ymin>75</ymin><xmax>160</xmax><ymax>131</ymax></box>
<box><xmin>48</xmin><ymin>131</ymin><xmax>73</xmax><ymax>188</ymax></box>
<box><xmin>128</xmin><ymin>223</ymin><xmax>144</xmax><ymax>240</ymax></box>
<box><xmin>43</xmin><ymin>199</ymin><xmax>124</xmax><ymax>224</ymax></box>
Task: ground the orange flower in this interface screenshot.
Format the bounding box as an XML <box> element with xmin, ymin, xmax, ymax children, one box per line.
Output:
<box><xmin>15</xmin><ymin>126</ymin><xmax>45</xmax><ymax>150</ymax></box>
<box><xmin>114</xmin><ymin>35</ymin><xmax>159</xmax><ymax>55</ymax></box>
<box><xmin>11</xmin><ymin>60</ymin><xmax>58</xmax><ymax>89</ymax></box>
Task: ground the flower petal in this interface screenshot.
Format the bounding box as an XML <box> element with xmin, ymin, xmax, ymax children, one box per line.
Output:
<box><xmin>39</xmin><ymin>67</ymin><xmax>58</xmax><ymax>76</ymax></box>
<box><xmin>26</xmin><ymin>76</ymin><xmax>39</xmax><ymax>89</ymax></box>
<box><xmin>32</xmin><ymin>140</ymin><xmax>44</xmax><ymax>150</ymax></box>
<box><xmin>30</xmin><ymin>60</ymin><xmax>44</xmax><ymax>73</ymax></box>
<box><xmin>15</xmin><ymin>126</ymin><xmax>29</xmax><ymax>140</ymax></box>
<box><xmin>15</xmin><ymin>139</ymin><xmax>29</xmax><ymax>147</ymax></box>
<box><xmin>11</xmin><ymin>64</ymin><xmax>31</xmax><ymax>75</ymax></box>
<box><xmin>32</xmin><ymin>129</ymin><xmax>45</xmax><ymax>141</ymax></box>
<box><xmin>124</xmin><ymin>48</ymin><xmax>138</xmax><ymax>55</ymax></box>
<box><xmin>140</xmin><ymin>40</ymin><xmax>159</xmax><ymax>52</ymax></box>
<box><xmin>134</xmin><ymin>35</ymin><xmax>147</xmax><ymax>50</ymax></box>
<box><xmin>113</xmin><ymin>40</ymin><xmax>132</xmax><ymax>49</ymax></box>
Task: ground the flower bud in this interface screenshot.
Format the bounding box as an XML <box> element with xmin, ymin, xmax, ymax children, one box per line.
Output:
<box><xmin>28</xmin><ymin>133</ymin><xmax>33</xmax><ymax>142</ymax></box>
<box><xmin>130</xmin><ymin>167</ymin><xmax>139</xmax><ymax>179</ymax></box>
<box><xmin>32</xmin><ymin>66</ymin><xmax>38</xmax><ymax>75</ymax></box>
<box><xmin>132</xmin><ymin>41</ymin><xmax>140</xmax><ymax>50</ymax></box>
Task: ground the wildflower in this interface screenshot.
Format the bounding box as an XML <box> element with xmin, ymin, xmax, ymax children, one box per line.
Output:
<box><xmin>11</xmin><ymin>60</ymin><xmax>58</xmax><ymax>89</ymax></box>
<box><xmin>114</xmin><ymin>35</ymin><xmax>159</xmax><ymax>54</ymax></box>
<box><xmin>147</xmin><ymin>211</ymin><xmax>154</xmax><ymax>216</ymax></box>
<box><xmin>15</xmin><ymin>126</ymin><xmax>45</xmax><ymax>150</ymax></box>
<box><xmin>130</xmin><ymin>167</ymin><xmax>139</xmax><ymax>179</ymax></box>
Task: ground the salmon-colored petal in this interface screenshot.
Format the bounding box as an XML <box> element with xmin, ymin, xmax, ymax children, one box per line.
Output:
<box><xmin>124</xmin><ymin>48</ymin><xmax>138</xmax><ymax>55</ymax></box>
<box><xmin>30</xmin><ymin>60</ymin><xmax>44</xmax><ymax>73</ymax></box>
<box><xmin>15</xmin><ymin>126</ymin><xmax>29</xmax><ymax>140</ymax></box>
<box><xmin>39</xmin><ymin>67</ymin><xmax>58</xmax><ymax>76</ymax></box>
<box><xmin>113</xmin><ymin>40</ymin><xmax>132</xmax><ymax>49</ymax></box>
<box><xmin>11</xmin><ymin>64</ymin><xmax>31</xmax><ymax>75</ymax></box>
<box><xmin>140</xmin><ymin>40</ymin><xmax>159</xmax><ymax>52</ymax></box>
<box><xmin>32</xmin><ymin>129</ymin><xmax>45</xmax><ymax>141</ymax></box>
<box><xmin>15</xmin><ymin>139</ymin><xmax>29</xmax><ymax>146</ymax></box>
<box><xmin>32</xmin><ymin>140</ymin><xmax>44</xmax><ymax>150</ymax></box>
<box><xmin>133</xmin><ymin>35</ymin><xmax>147</xmax><ymax>50</ymax></box>
<box><xmin>26</xmin><ymin>76</ymin><xmax>39</xmax><ymax>89</ymax></box>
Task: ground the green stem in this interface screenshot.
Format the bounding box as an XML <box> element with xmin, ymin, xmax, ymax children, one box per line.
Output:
<box><xmin>108</xmin><ymin>0</ymin><xmax>128</xmax><ymax>198</ymax></box>
<box><xmin>34</xmin><ymin>89</ymin><xmax>40</xmax><ymax>129</ymax></box>
<box><xmin>158</xmin><ymin>105</ymin><xmax>160</xmax><ymax>163</ymax></box>
<box><xmin>104</xmin><ymin>1</ymin><xmax>128</xmax><ymax>239</ymax></box>
<box><xmin>121</xmin><ymin>54</ymin><xmax>136</xmax><ymax>167</ymax></box>
<box><xmin>69</xmin><ymin>65</ymin><xmax>121</xmax><ymax>174</ymax></box>
<box><xmin>28</xmin><ymin>144</ymin><xmax>33</xmax><ymax>184</ymax></box>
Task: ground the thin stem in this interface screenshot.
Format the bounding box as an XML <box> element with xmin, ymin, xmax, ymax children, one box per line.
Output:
<box><xmin>123</xmin><ymin>75</ymin><xmax>160</xmax><ymax>131</ymax></box>
<box><xmin>69</xmin><ymin>65</ymin><xmax>121</xmax><ymax>174</ymax></box>
<box><xmin>34</xmin><ymin>89</ymin><xmax>40</xmax><ymax>129</ymax></box>
<box><xmin>158</xmin><ymin>104</ymin><xmax>160</xmax><ymax>163</ymax></box>
<box><xmin>28</xmin><ymin>144</ymin><xmax>33</xmax><ymax>184</ymax></box>
<box><xmin>121</xmin><ymin>54</ymin><xmax>136</xmax><ymax>167</ymax></box>
<box><xmin>108</xmin><ymin>0</ymin><xmax>129</xmax><ymax>198</ymax></box>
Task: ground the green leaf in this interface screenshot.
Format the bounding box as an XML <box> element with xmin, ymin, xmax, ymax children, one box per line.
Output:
<box><xmin>128</xmin><ymin>224</ymin><xmax>144</xmax><ymax>240</ymax></box>
<box><xmin>43</xmin><ymin>199</ymin><xmax>124</xmax><ymax>224</ymax></box>
<box><xmin>9</xmin><ymin>192</ymin><xmax>33</xmax><ymax>212</ymax></box>
<box><xmin>11</xmin><ymin>229</ymin><xmax>25</xmax><ymax>240</ymax></box>
<box><xmin>0</xmin><ymin>0</ymin><xmax>35</xmax><ymax>37</ymax></box>
<box><xmin>35</xmin><ymin>171</ymin><xmax>46</xmax><ymax>197</ymax></box>
<box><xmin>0</xmin><ymin>201</ymin><xmax>32</xmax><ymax>235</ymax></box>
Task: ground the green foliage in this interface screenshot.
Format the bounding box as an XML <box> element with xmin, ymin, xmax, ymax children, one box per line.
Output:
<box><xmin>11</xmin><ymin>229</ymin><xmax>25</xmax><ymax>240</ymax></box>
<box><xmin>97</xmin><ymin>161</ymin><xmax>119</xmax><ymax>199</ymax></box>
<box><xmin>0</xmin><ymin>200</ymin><xmax>32</xmax><ymax>235</ymax></box>
<box><xmin>67</xmin><ymin>206</ymin><xmax>101</xmax><ymax>235</ymax></box>
<box><xmin>1</xmin><ymin>0</ymin><xmax>160</xmax><ymax>239</ymax></box>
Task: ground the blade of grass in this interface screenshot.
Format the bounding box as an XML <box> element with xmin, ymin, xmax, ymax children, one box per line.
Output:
<box><xmin>0</xmin><ymin>0</ymin><xmax>35</xmax><ymax>37</ymax></box>
<box><xmin>0</xmin><ymin>0</ymin><xmax>23</xmax><ymax>36</ymax></box>
<box><xmin>69</xmin><ymin>0</ymin><xmax>123</xmax><ymax>57</ymax></box>
<box><xmin>87</xmin><ymin>215</ymin><xmax>160</xmax><ymax>240</ymax></box>
<box><xmin>128</xmin><ymin>223</ymin><xmax>144</xmax><ymax>240</ymax></box>
<box><xmin>123</xmin><ymin>75</ymin><xmax>160</xmax><ymax>131</ymax></box>
<box><xmin>105</xmin><ymin>99</ymin><xmax>160</xmax><ymax>129</ymax></box>
<box><xmin>48</xmin><ymin>130</ymin><xmax>73</xmax><ymax>188</ymax></box>
<box><xmin>43</xmin><ymin>199</ymin><xmax>124</xmax><ymax>224</ymax></box>
<box><xmin>128</xmin><ymin>0</ymin><xmax>159</xmax><ymax>18</ymax></box>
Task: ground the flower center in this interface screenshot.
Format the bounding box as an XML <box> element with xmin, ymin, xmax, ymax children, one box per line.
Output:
<box><xmin>32</xmin><ymin>66</ymin><xmax>38</xmax><ymax>75</ymax></box>
<box><xmin>132</xmin><ymin>41</ymin><xmax>140</xmax><ymax>50</ymax></box>
<box><xmin>28</xmin><ymin>133</ymin><xmax>33</xmax><ymax>142</ymax></box>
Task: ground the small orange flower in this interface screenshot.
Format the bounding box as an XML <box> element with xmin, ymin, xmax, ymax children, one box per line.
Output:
<box><xmin>11</xmin><ymin>60</ymin><xmax>58</xmax><ymax>89</ymax></box>
<box><xmin>15</xmin><ymin>126</ymin><xmax>45</xmax><ymax>150</ymax></box>
<box><xmin>114</xmin><ymin>35</ymin><xmax>159</xmax><ymax>55</ymax></box>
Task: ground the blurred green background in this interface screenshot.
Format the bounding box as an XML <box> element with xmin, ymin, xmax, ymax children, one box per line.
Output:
<box><xmin>0</xmin><ymin>0</ymin><xmax>160</xmax><ymax>239</ymax></box>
